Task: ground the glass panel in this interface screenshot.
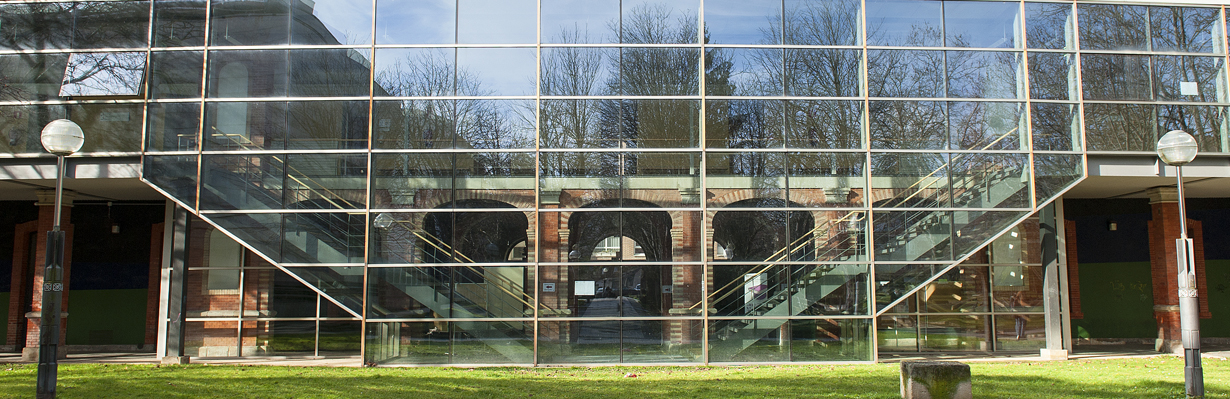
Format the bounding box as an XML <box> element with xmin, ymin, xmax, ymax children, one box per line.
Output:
<box><xmin>143</xmin><ymin>155</ymin><xmax>199</xmax><ymax>208</ymax></box>
<box><xmin>785</xmin><ymin>100</ymin><xmax>863</xmax><ymax>149</ymax></box>
<box><xmin>367</xmin><ymin>266</ymin><xmax>532</xmax><ymax>318</ymax></box>
<box><xmin>946</xmin><ymin>51</ymin><xmax>1021</xmax><ymax>99</ymax></box>
<box><xmin>710</xmin><ymin>207</ymin><xmax>813</xmax><ymax>260</ymax></box>
<box><xmin>541</xmin><ymin>48</ymin><xmax>617</xmax><ymax>96</ymax></box>
<box><xmin>787</xmin><ymin>153</ymin><xmax>866</xmax><ymax>208</ymax></box>
<box><xmin>1078</xmin><ymin>4</ymin><xmax>1148</xmax><ymax>51</ymax></box>
<box><xmin>1084</xmin><ymin>103</ymin><xmax>1155</xmax><ymax>152</ymax></box>
<box><xmin>210</xmin><ymin>0</ymin><xmax>290</xmax><ymax>46</ymax></box>
<box><xmin>705</xmin><ymin>0</ymin><xmax>781</xmax><ymax>45</ymax></box>
<box><xmin>542</xmin><ymin>0</ymin><xmax>619</xmax><ymax>44</ymax></box>
<box><xmin>1028</xmin><ymin>53</ymin><xmax>1075</xmax><ymax>101</ymax></box>
<box><xmin>150</xmin><ymin>51</ymin><xmax>205</xmax><ymax>99</ymax></box>
<box><xmin>154</xmin><ymin>0</ymin><xmax>207</xmax><ymax>47</ymax></box>
<box><xmin>944</xmin><ymin>1</ymin><xmax>1020</xmax><ymax>48</ymax></box>
<box><xmin>0</xmin><ymin>54</ymin><xmax>68</xmax><ymax>101</ymax></box>
<box><xmin>289</xmin><ymin>49</ymin><xmax>372</xmax><ymax>97</ymax></box>
<box><xmin>1153</xmin><ymin>56</ymin><xmax>1224</xmax><ymax>103</ymax></box>
<box><xmin>1031</xmin><ymin>103</ymin><xmax>1079</xmax><ymax>152</ymax></box>
<box><xmin>203</xmin><ymin>101</ymin><xmax>286</xmax><ymax>151</ymax></box>
<box><xmin>715</xmin><ymin>48</ymin><xmax>783</xmax><ymax>96</ymax></box>
<box><xmin>865</xmin><ymin>0</ymin><xmax>942</xmax><ymax>47</ymax></box>
<box><xmin>867</xmin><ymin>51</ymin><xmax>944</xmax><ymax>98</ymax></box>
<box><xmin>0</xmin><ymin>3</ymin><xmax>71</xmax><ymax>50</ymax></box>
<box><xmin>621</xmin><ymin>48</ymin><xmax>701</xmax><ymax>96</ymax></box>
<box><xmin>285</xmin><ymin>101</ymin><xmax>370</xmax><ymax>150</ymax></box>
<box><xmin>1150</xmin><ymin>6</ymin><xmax>1221</xmax><ymax>54</ymax></box>
<box><xmin>952</xmin><ymin>210</ymin><xmax>1028</xmax><ymax>257</ymax></box>
<box><xmin>949</xmin><ymin>101</ymin><xmax>1025</xmax><ymax>151</ymax></box>
<box><xmin>71</xmin><ymin>103</ymin><xmax>143</xmax><ymax>152</ymax></box>
<box><xmin>869</xmin><ymin>101</ymin><xmax>946</xmax><ymax>149</ymax></box>
<box><xmin>708</xmin><ymin>318</ymin><xmax>788</xmax><ymax>362</ymax></box>
<box><xmin>620</xmin><ymin>0</ymin><xmax>699</xmax><ymax>44</ymax></box>
<box><xmin>785</xmin><ymin>49</ymin><xmax>862</xmax><ymax>97</ymax></box>
<box><xmin>989</xmin><ymin>220</ymin><xmax>1040</xmax><ymax>265</ymax></box>
<box><xmin>200</xmin><ymin>154</ymin><xmax>285</xmax><ymax>210</ymax></box>
<box><xmin>875</xmin><ymin>264</ymin><xmax>944</xmax><ymax>310</ymax></box>
<box><xmin>922</xmin><ymin>266</ymin><xmax>989</xmax><ymax>313</ymax></box>
<box><xmin>870</xmin><ymin>152</ymin><xmax>949</xmax><ymax>208</ymax></box>
<box><xmin>208</xmin><ymin>50</ymin><xmax>288</xmax><ymax>98</ymax></box>
<box><xmin>537</xmin><ymin>210</ymin><xmax>699</xmax><ymax>262</ymax></box>
<box><xmin>372</xmin><ymin>99</ymin><xmax>455</xmax><ymax>149</ymax></box>
<box><xmin>873</xmin><ymin>211</ymin><xmax>953</xmax><ymax>262</ymax></box>
<box><xmin>369</xmin><ymin>213</ymin><xmax>429</xmax><ymax>263</ymax></box>
<box><xmin>921</xmin><ymin>315</ymin><xmax>988</xmax><ymax>351</ymax></box>
<box><xmin>59</xmin><ymin>52</ymin><xmax>147</xmax><ymax>97</ymax></box>
<box><xmin>1032</xmin><ymin>153</ymin><xmax>1082</xmax><ymax>206</ymax></box>
<box><xmin>876</xmin><ymin>315</ymin><xmax>918</xmax><ymax>352</ymax></box>
<box><xmin>205</xmin><ymin>213</ymin><xmax>283</xmax><ymax>262</ymax></box>
<box><xmin>994</xmin><ymin>315</ymin><xmax>1044</xmax><ymax>350</ymax></box>
<box><xmin>267</xmin><ymin>269</ymin><xmax>318</xmax><ymax>318</ymax></box>
<box><xmin>539</xmin><ymin>99</ymin><xmax>607</xmax><ymax>147</ymax></box>
<box><xmin>291</xmin><ymin>0</ymin><xmax>373</xmax><ymax>45</ymax></box>
<box><xmin>536</xmin><ymin>320</ymin><xmax>618</xmax><ymax>363</ymax></box>
<box><xmin>1025</xmin><ymin>2</ymin><xmax>1072</xmax><ymax>50</ymax></box>
<box><xmin>244</xmin><ymin>321</ymin><xmax>316</xmax><ymax>356</ymax></box>
<box><xmin>455</xmin><ymin>100</ymin><xmax>536</xmax><ymax>149</ymax></box>
<box><xmin>318</xmin><ymin>321</ymin><xmax>361</xmax><ymax>356</ymax></box>
<box><xmin>376</xmin><ymin>0</ymin><xmax>454</xmax><ymax>44</ymax></box>
<box><xmin>707</xmin><ymin>100</ymin><xmax>784</xmax><ymax>148</ymax></box>
<box><xmin>540</xmin><ymin>153</ymin><xmax>620</xmax><ymax>206</ymax></box>
<box><xmin>283</xmin><ymin>266</ymin><xmax>364</xmax><ymax>314</ymax></box>
<box><xmin>556</xmin><ymin>100</ymin><xmax>698</xmax><ymax>148</ymax></box>
<box><xmin>458</xmin><ymin>48</ymin><xmax>537</xmax><ymax>96</ymax></box>
<box><xmin>366</xmin><ymin>321</ymin><xmax>534</xmax><ymax>364</ymax></box>
<box><xmin>991</xmin><ymin>265</ymin><xmax>1042</xmax><ymax>310</ymax></box>
<box><xmin>537</xmin><ymin>265</ymin><xmax>697</xmax><ymax>317</ymax></box>
<box><xmin>623</xmin><ymin>319</ymin><xmax>703</xmax><ymax>363</ymax></box>
<box><xmin>708</xmin><ymin>152</ymin><xmax>782</xmax><ymax>203</ymax></box>
<box><xmin>457</xmin><ymin>0</ymin><xmax>536</xmax><ymax>44</ymax></box>
<box><xmin>185</xmin><ymin>321</ymin><xmax>238</xmax><ymax>357</ymax></box>
<box><xmin>1157</xmin><ymin>105</ymin><xmax>1225</xmax><ymax>153</ymax></box>
<box><xmin>282</xmin><ymin>154</ymin><xmax>367</xmax><ymax>210</ymax></box>
<box><xmin>949</xmin><ymin>153</ymin><xmax>1030</xmax><ymax>209</ymax></box>
<box><xmin>783</xmin><ymin>0</ymin><xmax>861</xmax><ymax>46</ymax></box>
<box><xmin>797</xmin><ymin>263</ymin><xmax>870</xmax><ymax>315</ymax></box>
<box><xmin>790</xmin><ymin>319</ymin><xmax>872</xmax><ymax>361</ymax></box>
<box><xmin>69</xmin><ymin>1</ymin><xmax>151</xmax><ymax>49</ymax></box>
<box><xmin>0</xmin><ymin>105</ymin><xmax>66</xmax><ymax>154</ymax></box>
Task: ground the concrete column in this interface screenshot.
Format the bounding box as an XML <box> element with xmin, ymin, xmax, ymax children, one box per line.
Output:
<box><xmin>159</xmin><ymin>205</ymin><xmax>191</xmax><ymax>364</ymax></box>
<box><xmin>1039</xmin><ymin>201</ymin><xmax>1068</xmax><ymax>360</ymax></box>
<box><xmin>21</xmin><ymin>189</ymin><xmax>75</xmax><ymax>361</ymax></box>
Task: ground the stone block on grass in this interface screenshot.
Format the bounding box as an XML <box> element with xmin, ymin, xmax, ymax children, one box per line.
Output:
<box><xmin>900</xmin><ymin>361</ymin><xmax>971</xmax><ymax>399</ymax></box>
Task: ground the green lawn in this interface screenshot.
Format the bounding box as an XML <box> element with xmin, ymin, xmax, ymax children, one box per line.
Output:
<box><xmin>0</xmin><ymin>357</ymin><xmax>1224</xmax><ymax>398</ymax></box>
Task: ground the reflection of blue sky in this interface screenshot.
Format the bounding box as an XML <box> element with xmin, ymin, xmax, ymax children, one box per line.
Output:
<box><xmin>308</xmin><ymin>0</ymin><xmax>373</xmax><ymax>45</ymax></box>
<box><xmin>542</xmin><ymin>0</ymin><xmax>619</xmax><ymax>43</ymax></box>
<box><xmin>716</xmin><ymin>48</ymin><xmax>781</xmax><ymax>96</ymax></box>
<box><xmin>865</xmin><ymin>0</ymin><xmax>942</xmax><ymax>46</ymax></box>
<box><xmin>944</xmin><ymin>1</ymin><xmax>1020</xmax><ymax>48</ymax></box>
<box><xmin>458</xmin><ymin>0</ymin><xmax>537</xmax><ymax>44</ymax></box>
<box><xmin>704</xmin><ymin>0</ymin><xmax>780</xmax><ymax>45</ymax></box>
<box><xmin>459</xmin><ymin>48</ymin><xmax>537</xmax><ymax>95</ymax></box>
<box><xmin>376</xmin><ymin>0</ymin><xmax>454</xmax><ymax>44</ymax></box>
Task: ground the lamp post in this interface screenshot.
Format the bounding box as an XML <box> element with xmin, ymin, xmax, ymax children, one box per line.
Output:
<box><xmin>37</xmin><ymin>119</ymin><xmax>84</xmax><ymax>399</ymax></box>
<box><xmin>1156</xmin><ymin>130</ymin><xmax>1203</xmax><ymax>398</ymax></box>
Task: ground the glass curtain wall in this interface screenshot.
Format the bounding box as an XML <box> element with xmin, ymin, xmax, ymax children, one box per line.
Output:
<box><xmin>3</xmin><ymin>0</ymin><xmax>1226</xmax><ymax>365</ymax></box>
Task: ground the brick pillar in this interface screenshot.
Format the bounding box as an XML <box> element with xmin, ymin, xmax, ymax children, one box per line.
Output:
<box><xmin>7</xmin><ymin>220</ymin><xmax>38</xmax><ymax>350</ymax></box>
<box><xmin>1146</xmin><ymin>186</ymin><xmax>1206</xmax><ymax>354</ymax></box>
<box><xmin>22</xmin><ymin>189</ymin><xmax>76</xmax><ymax>361</ymax></box>
<box><xmin>1064</xmin><ymin>219</ymin><xmax>1083</xmax><ymax>319</ymax></box>
<box><xmin>145</xmin><ymin>222</ymin><xmax>165</xmax><ymax>347</ymax></box>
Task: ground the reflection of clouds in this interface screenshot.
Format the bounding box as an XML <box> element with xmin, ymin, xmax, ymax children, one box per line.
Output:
<box><xmin>458</xmin><ymin>0</ymin><xmax>537</xmax><ymax>44</ymax></box>
<box><xmin>310</xmin><ymin>0</ymin><xmax>373</xmax><ymax>45</ymax></box>
<box><xmin>458</xmin><ymin>48</ymin><xmax>537</xmax><ymax>96</ymax></box>
<box><xmin>377</xmin><ymin>0</ymin><xmax>454</xmax><ymax>44</ymax></box>
<box><xmin>704</xmin><ymin>0</ymin><xmax>780</xmax><ymax>44</ymax></box>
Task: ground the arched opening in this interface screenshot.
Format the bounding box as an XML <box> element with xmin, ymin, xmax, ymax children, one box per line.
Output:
<box><xmin>420</xmin><ymin>199</ymin><xmax>529</xmax><ymax>263</ymax></box>
<box><xmin>710</xmin><ymin>198</ymin><xmax>815</xmax><ymax>317</ymax></box>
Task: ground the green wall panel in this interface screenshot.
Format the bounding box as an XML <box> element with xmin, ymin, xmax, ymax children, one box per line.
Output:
<box><xmin>1071</xmin><ymin>262</ymin><xmax>1156</xmax><ymax>339</ymax></box>
<box><xmin>66</xmin><ymin>289</ymin><xmax>148</xmax><ymax>346</ymax></box>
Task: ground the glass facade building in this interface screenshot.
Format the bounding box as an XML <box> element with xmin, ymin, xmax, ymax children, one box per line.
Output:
<box><xmin>1</xmin><ymin>0</ymin><xmax>1227</xmax><ymax>365</ymax></box>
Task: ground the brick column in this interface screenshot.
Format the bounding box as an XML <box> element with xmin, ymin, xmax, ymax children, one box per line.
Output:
<box><xmin>7</xmin><ymin>220</ymin><xmax>38</xmax><ymax>350</ymax></box>
<box><xmin>1146</xmin><ymin>186</ymin><xmax>1209</xmax><ymax>354</ymax></box>
<box><xmin>21</xmin><ymin>189</ymin><xmax>76</xmax><ymax>361</ymax></box>
<box><xmin>145</xmin><ymin>222</ymin><xmax>165</xmax><ymax>347</ymax></box>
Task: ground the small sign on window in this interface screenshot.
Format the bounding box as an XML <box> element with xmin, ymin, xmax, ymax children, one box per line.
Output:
<box><xmin>1180</xmin><ymin>82</ymin><xmax>1199</xmax><ymax>96</ymax></box>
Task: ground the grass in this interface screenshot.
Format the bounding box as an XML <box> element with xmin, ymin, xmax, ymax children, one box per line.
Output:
<box><xmin>0</xmin><ymin>357</ymin><xmax>1225</xmax><ymax>398</ymax></box>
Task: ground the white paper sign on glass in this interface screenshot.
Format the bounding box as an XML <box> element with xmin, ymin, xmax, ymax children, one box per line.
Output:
<box><xmin>575</xmin><ymin>280</ymin><xmax>595</xmax><ymax>296</ymax></box>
